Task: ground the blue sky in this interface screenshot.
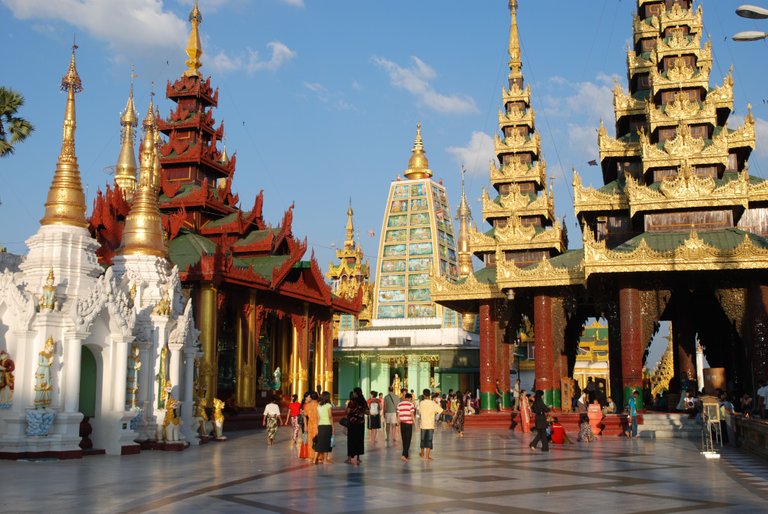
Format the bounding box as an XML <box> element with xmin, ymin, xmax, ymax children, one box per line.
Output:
<box><xmin>2</xmin><ymin>0</ymin><xmax>768</xmax><ymax>280</ymax></box>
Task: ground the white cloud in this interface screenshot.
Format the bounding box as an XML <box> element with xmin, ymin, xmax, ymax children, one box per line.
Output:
<box><xmin>209</xmin><ymin>41</ymin><xmax>296</xmax><ymax>75</ymax></box>
<box><xmin>730</xmin><ymin>113</ymin><xmax>768</xmax><ymax>159</ymax></box>
<box><xmin>2</xmin><ymin>0</ymin><xmax>187</xmax><ymax>54</ymax></box>
<box><xmin>279</xmin><ymin>0</ymin><xmax>305</xmax><ymax>6</ymax></box>
<box><xmin>372</xmin><ymin>55</ymin><xmax>478</xmax><ymax>115</ymax></box>
<box><xmin>542</xmin><ymin>73</ymin><xmax>617</xmax><ymax>124</ymax></box>
<box><xmin>446</xmin><ymin>131</ymin><xmax>494</xmax><ymax>176</ymax></box>
<box><xmin>303</xmin><ymin>82</ymin><xmax>356</xmax><ymax>111</ymax></box>
<box><xmin>177</xmin><ymin>0</ymin><xmax>231</xmax><ymax>12</ymax></box>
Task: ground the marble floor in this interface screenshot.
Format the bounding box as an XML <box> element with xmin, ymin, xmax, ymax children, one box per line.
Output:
<box><xmin>2</xmin><ymin>426</ymin><xmax>768</xmax><ymax>514</ymax></box>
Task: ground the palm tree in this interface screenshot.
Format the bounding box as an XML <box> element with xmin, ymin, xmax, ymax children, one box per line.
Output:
<box><xmin>0</xmin><ymin>87</ymin><xmax>34</xmax><ymax>157</ymax></box>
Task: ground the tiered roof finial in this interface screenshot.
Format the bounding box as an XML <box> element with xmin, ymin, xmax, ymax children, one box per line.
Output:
<box><xmin>119</xmin><ymin>90</ymin><xmax>167</xmax><ymax>257</ymax></box>
<box><xmin>344</xmin><ymin>198</ymin><xmax>355</xmax><ymax>249</ymax></box>
<box><xmin>114</xmin><ymin>67</ymin><xmax>139</xmax><ymax>196</ymax></box>
<box><xmin>456</xmin><ymin>166</ymin><xmax>474</xmax><ymax>279</ymax></box>
<box><xmin>183</xmin><ymin>1</ymin><xmax>204</xmax><ymax>77</ymax></box>
<box><xmin>41</xmin><ymin>43</ymin><xmax>88</xmax><ymax>228</ymax></box>
<box><xmin>403</xmin><ymin>122</ymin><xmax>432</xmax><ymax>180</ymax></box>
<box><xmin>508</xmin><ymin>0</ymin><xmax>522</xmax><ymax>78</ymax></box>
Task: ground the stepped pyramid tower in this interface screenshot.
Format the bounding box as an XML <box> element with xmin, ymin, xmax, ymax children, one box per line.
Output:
<box><xmin>433</xmin><ymin>0</ymin><xmax>568</xmax><ymax>410</ymax></box>
<box><xmin>326</xmin><ymin>202</ymin><xmax>373</xmax><ymax>338</ymax></box>
<box><xmin>437</xmin><ymin>0</ymin><xmax>768</xmax><ymax>412</ymax></box>
<box><xmin>335</xmin><ymin>124</ymin><xmax>478</xmax><ymax>399</ymax></box>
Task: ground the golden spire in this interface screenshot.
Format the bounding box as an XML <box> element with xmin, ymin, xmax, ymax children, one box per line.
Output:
<box><xmin>344</xmin><ymin>199</ymin><xmax>355</xmax><ymax>250</ymax></box>
<box><xmin>219</xmin><ymin>142</ymin><xmax>229</xmax><ymax>165</ymax></box>
<box><xmin>403</xmin><ymin>122</ymin><xmax>432</xmax><ymax>180</ymax></box>
<box><xmin>183</xmin><ymin>1</ymin><xmax>204</xmax><ymax>77</ymax></box>
<box><xmin>152</xmin><ymin>106</ymin><xmax>162</xmax><ymax>192</ymax></box>
<box><xmin>455</xmin><ymin>166</ymin><xmax>474</xmax><ymax>279</ymax></box>
<box><xmin>114</xmin><ymin>70</ymin><xmax>139</xmax><ymax>197</ymax></box>
<box><xmin>119</xmin><ymin>93</ymin><xmax>167</xmax><ymax>257</ymax></box>
<box><xmin>41</xmin><ymin>43</ymin><xmax>88</xmax><ymax>228</ymax></box>
<box><xmin>508</xmin><ymin>0</ymin><xmax>522</xmax><ymax>78</ymax></box>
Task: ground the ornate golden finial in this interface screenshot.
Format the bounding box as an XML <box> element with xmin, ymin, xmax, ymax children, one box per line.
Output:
<box><xmin>41</xmin><ymin>43</ymin><xmax>88</xmax><ymax>228</ymax></box>
<box><xmin>115</xmin><ymin>68</ymin><xmax>139</xmax><ymax>197</ymax></box>
<box><xmin>219</xmin><ymin>138</ymin><xmax>229</xmax><ymax>165</ymax></box>
<box><xmin>508</xmin><ymin>0</ymin><xmax>522</xmax><ymax>78</ymax></box>
<box><xmin>456</xmin><ymin>166</ymin><xmax>473</xmax><ymax>280</ymax></box>
<box><xmin>152</xmin><ymin>105</ymin><xmax>162</xmax><ymax>192</ymax></box>
<box><xmin>183</xmin><ymin>1</ymin><xmax>204</xmax><ymax>77</ymax></box>
<box><xmin>344</xmin><ymin>198</ymin><xmax>355</xmax><ymax>249</ymax></box>
<box><xmin>119</xmin><ymin>91</ymin><xmax>167</xmax><ymax>258</ymax></box>
<box><xmin>403</xmin><ymin>122</ymin><xmax>432</xmax><ymax>180</ymax></box>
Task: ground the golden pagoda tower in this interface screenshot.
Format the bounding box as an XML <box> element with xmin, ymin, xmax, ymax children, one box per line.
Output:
<box><xmin>114</xmin><ymin>77</ymin><xmax>139</xmax><ymax>198</ymax></box>
<box><xmin>119</xmin><ymin>97</ymin><xmax>167</xmax><ymax>258</ymax></box>
<box><xmin>184</xmin><ymin>1</ymin><xmax>203</xmax><ymax>77</ymax></box>
<box><xmin>327</xmin><ymin>201</ymin><xmax>373</xmax><ymax>338</ymax></box>
<box><xmin>41</xmin><ymin>45</ymin><xmax>88</xmax><ymax>229</ymax></box>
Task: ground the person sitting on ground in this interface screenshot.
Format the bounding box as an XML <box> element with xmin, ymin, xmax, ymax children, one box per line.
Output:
<box><xmin>550</xmin><ymin>416</ymin><xmax>572</xmax><ymax>444</ymax></box>
<box><xmin>577</xmin><ymin>413</ymin><xmax>595</xmax><ymax>443</ymax></box>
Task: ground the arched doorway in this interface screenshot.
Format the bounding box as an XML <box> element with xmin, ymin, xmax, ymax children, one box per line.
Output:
<box><xmin>79</xmin><ymin>346</ymin><xmax>97</xmax><ymax>418</ymax></box>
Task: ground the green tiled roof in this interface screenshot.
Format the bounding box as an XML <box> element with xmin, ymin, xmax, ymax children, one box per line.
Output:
<box><xmin>546</xmin><ymin>249</ymin><xmax>584</xmax><ymax>269</ymax></box>
<box><xmin>232</xmin><ymin>229</ymin><xmax>275</xmax><ymax>247</ymax></box>
<box><xmin>233</xmin><ymin>254</ymin><xmax>291</xmax><ymax>280</ymax></box>
<box><xmin>598</xmin><ymin>180</ymin><xmax>623</xmax><ymax>195</ymax></box>
<box><xmin>205</xmin><ymin>211</ymin><xmax>240</xmax><ymax>228</ymax></box>
<box><xmin>159</xmin><ymin>183</ymin><xmax>199</xmax><ymax>203</ymax></box>
<box><xmin>168</xmin><ymin>232</ymin><xmax>216</xmax><ymax>270</ymax></box>
<box><xmin>473</xmin><ymin>266</ymin><xmax>497</xmax><ymax>284</ymax></box>
<box><xmin>613</xmin><ymin>228</ymin><xmax>768</xmax><ymax>253</ymax></box>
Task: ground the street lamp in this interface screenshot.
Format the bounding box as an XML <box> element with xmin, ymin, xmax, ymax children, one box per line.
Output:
<box><xmin>733</xmin><ymin>5</ymin><xmax>768</xmax><ymax>41</ymax></box>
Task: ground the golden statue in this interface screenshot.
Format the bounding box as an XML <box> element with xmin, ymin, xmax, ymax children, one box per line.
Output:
<box><xmin>34</xmin><ymin>337</ymin><xmax>55</xmax><ymax>408</ymax></box>
<box><xmin>161</xmin><ymin>394</ymin><xmax>181</xmax><ymax>442</ymax></box>
<box><xmin>126</xmin><ymin>344</ymin><xmax>141</xmax><ymax>409</ymax></box>
<box><xmin>39</xmin><ymin>268</ymin><xmax>57</xmax><ymax>312</ymax></box>
<box><xmin>213</xmin><ymin>397</ymin><xmax>227</xmax><ymax>440</ymax></box>
<box><xmin>391</xmin><ymin>373</ymin><xmax>402</xmax><ymax>392</ymax></box>
<box><xmin>195</xmin><ymin>397</ymin><xmax>212</xmax><ymax>437</ymax></box>
<box><xmin>153</xmin><ymin>287</ymin><xmax>171</xmax><ymax>316</ymax></box>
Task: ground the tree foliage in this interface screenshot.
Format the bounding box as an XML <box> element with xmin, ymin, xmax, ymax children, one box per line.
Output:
<box><xmin>0</xmin><ymin>87</ymin><xmax>34</xmax><ymax>157</ymax></box>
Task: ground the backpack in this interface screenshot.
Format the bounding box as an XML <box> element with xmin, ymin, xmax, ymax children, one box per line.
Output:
<box><xmin>370</xmin><ymin>400</ymin><xmax>380</xmax><ymax>415</ymax></box>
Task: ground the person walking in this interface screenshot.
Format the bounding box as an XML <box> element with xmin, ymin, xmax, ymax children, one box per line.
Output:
<box><xmin>304</xmin><ymin>391</ymin><xmax>319</xmax><ymax>461</ymax></box>
<box><xmin>397</xmin><ymin>392</ymin><xmax>416</xmax><ymax>462</ymax></box>
<box><xmin>345</xmin><ymin>387</ymin><xmax>368</xmax><ymax>465</ymax></box>
<box><xmin>519</xmin><ymin>390</ymin><xmax>532</xmax><ymax>433</ymax></box>
<box><xmin>367</xmin><ymin>390</ymin><xmax>382</xmax><ymax>444</ymax></box>
<box><xmin>512</xmin><ymin>378</ymin><xmax>521</xmax><ymax>411</ymax></box>
<box><xmin>383</xmin><ymin>386</ymin><xmax>400</xmax><ymax>445</ymax></box>
<box><xmin>262</xmin><ymin>396</ymin><xmax>282</xmax><ymax>446</ymax></box>
<box><xmin>314</xmin><ymin>391</ymin><xmax>334</xmax><ymax>464</ymax></box>
<box><xmin>418</xmin><ymin>389</ymin><xmax>442</xmax><ymax>460</ymax></box>
<box><xmin>626</xmin><ymin>390</ymin><xmax>639</xmax><ymax>438</ymax></box>
<box><xmin>452</xmin><ymin>394</ymin><xmax>465</xmax><ymax>437</ymax></box>
<box><xmin>529</xmin><ymin>390</ymin><xmax>550</xmax><ymax>452</ymax></box>
<box><xmin>284</xmin><ymin>394</ymin><xmax>301</xmax><ymax>446</ymax></box>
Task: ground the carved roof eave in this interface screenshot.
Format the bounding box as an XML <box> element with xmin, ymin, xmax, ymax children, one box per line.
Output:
<box><xmin>496</xmin><ymin>254</ymin><xmax>585</xmax><ymax>290</ymax></box>
<box><xmin>490</xmin><ymin>159</ymin><xmax>546</xmax><ymax>187</ymax></box>
<box><xmin>709</xmin><ymin>73</ymin><xmax>734</xmax><ymax>111</ymax></box>
<box><xmin>468</xmin><ymin>227</ymin><xmax>497</xmax><ymax>253</ymax></box>
<box><xmin>748</xmin><ymin>180</ymin><xmax>768</xmax><ymax>203</ymax></box>
<box><xmin>624</xmin><ymin>171</ymin><xmax>750</xmax><ymax>217</ymax></box>
<box><xmin>650</xmin><ymin>67</ymin><xmax>709</xmax><ymax>96</ymax></box>
<box><xmin>494</xmin><ymin>133</ymin><xmax>541</xmax><ymax>157</ymax></box>
<box><xmin>498</xmin><ymin>108</ymin><xmax>535</xmax><ymax>130</ymax></box>
<box><xmin>614</xmin><ymin>85</ymin><xmax>645</xmax><ymax>120</ymax></box>
<box><xmin>654</xmin><ymin>33</ymin><xmax>707</xmax><ymax>62</ymax></box>
<box><xmin>727</xmin><ymin>119</ymin><xmax>757</xmax><ymax>151</ymax></box>
<box><xmin>660</xmin><ymin>3</ymin><xmax>703</xmax><ymax>33</ymax></box>
<box><xmin>481</xmin><ymin>190</ymin><xmax>554</xmax><ymax>221</ymax></box>
<box><xmin>647</xmin><ymin>97</ymin><xmax>717</xmax><ymax>132</ymax></box>
<box><xmin>502</xmin><ymin>83</ymin><xmax>531</xmax><ymax>105</ymax></box>
<box><xmin>430</xmin><ymin>272</ymin><xmax>503</xmax><ymax>304</ymax></box>
<box><xmin>598</xmin><ymin>130</ymin><xmax>641</xmax><ymax>160</ymax></box>
<box><xmin>573</xmin><ymin>171</ymin><xmax>629</xmax><ymax>214</ymax></box>
<box><xmin>582</xmin><ymin>228</ymin><xmax>768</xmax><ymax>279</ymax></box>
<box><xmin>627</xmin><ymin>51</ymin><xmax>654</xmax><ymax>77</ymax></box>
<box><xmin>633</xmin><ymin>15</ymin><xmax>659</xmax><ymax>43</ymax></box>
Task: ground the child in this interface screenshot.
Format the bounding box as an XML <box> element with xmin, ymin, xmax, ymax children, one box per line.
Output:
<box><xmin>577</xmin><ymin>413</ymin><xmax>594</xmax><ymax>443</ymax></box>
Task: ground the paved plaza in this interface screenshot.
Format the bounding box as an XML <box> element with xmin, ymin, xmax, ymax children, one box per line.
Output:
<box><xmin>3</xmin><ymin>426</ymin><xmax>768</xmax><ymax>513</ymax></box>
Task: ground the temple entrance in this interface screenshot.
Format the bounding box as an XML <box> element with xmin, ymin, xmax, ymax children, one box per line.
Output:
<box><xmin>79</xmin><ymin>346</ymin><xmax>97</xmax><ymax>418</ymax></box>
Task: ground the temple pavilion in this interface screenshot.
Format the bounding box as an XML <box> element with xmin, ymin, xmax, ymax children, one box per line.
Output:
<box><xmin>433</xmin><ymin>0</ymin><xmax>768</xmax><ymax>412</ymax></box>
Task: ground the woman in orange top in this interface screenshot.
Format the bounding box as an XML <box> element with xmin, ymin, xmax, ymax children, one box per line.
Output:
<box><xmin>303</xmin><ymin>391</ymin><xmax>319</xmax><ymax>461</ymax></box>
<box><xmin>519</xmin><ymin>390</ymin><xmax>532</xmax><ymax>433</ymax></box>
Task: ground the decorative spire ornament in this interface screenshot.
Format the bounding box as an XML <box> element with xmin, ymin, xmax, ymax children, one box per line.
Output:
<box><xmin>508</xmin><ymin>0</ymin><xmax>522</xmax><ymax>78</ymax></box>
<box><xmin>184</xmin><ymin>1</ymin><xmax>204</xmax><ymax>77</ymax></box>
<box><xmin>41</xmin><ymin>43</ymin><xmax>88</xmax><ymax>228</ymax></box>
<box><xmin>114</xmin><ymin>67</ymin><xmax>139</xmax><ymax>197</ymax></box>
<box><xmin>403</xmin><ymin>122</ymin><xmax>432</xmax><ymax>180</ymax></box>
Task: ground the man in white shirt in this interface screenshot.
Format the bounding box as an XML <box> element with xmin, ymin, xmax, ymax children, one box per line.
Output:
<box><xmin>418</xmin><ymin>389</ymin><xmax>442</xmax><ymax>460</ymax></box>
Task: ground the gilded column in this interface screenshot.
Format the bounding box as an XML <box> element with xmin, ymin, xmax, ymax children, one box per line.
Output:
<box><xmin>496</xmin><ymin>304</ymin><xmax>511</xmax><ymax>410</ymax></box>
<box><xmin>479</xmin><ymin>300</ymin><xmax>498</xmax><ymax>411</ymax></box>
<box><xmin>533</xmin><ymin>293</ymin><xmax>555</xmax><ymax>406</ymax></box>
<box><xmin>322</xmin><ymin>321</ymin><xmax>334</xmax><ymax>393</ymax></box>
<box><xmin>619</xmin><ymin>285</ymin><xmax>644</xmax><ymax>409</ymax></box>
<box><xmin>235</xmin><ymin>303</ymin><xmax>245</xmax><ymax>405</ymax></box>
<box><xmin>198</xmin><ymin>284</ymin><xmax>218</xmax><ymax>402</ymax></box>
<box><xmin>313</xmin><ymin>321</ymin><xmax>323</xmax><ymax>392</ymax></box>
<box><xmin>279</xmin><ymin>317</ymin><xmax>290</xmax><ymax>394</ymax></box>
<box><xmin>247</xmin><ymin>301</ymin><xmax>262</xmax><ymax>407</ymax></box>
<box><xmin>290</xmin><ymin>311</ymin><xmax>309</xmax><ymax>396</ymax></box>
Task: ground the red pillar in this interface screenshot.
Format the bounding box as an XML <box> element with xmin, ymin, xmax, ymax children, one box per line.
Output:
<box><xmin>534</xmin><ymin>293</ymin><xmax>555</xmax><ymax>406</ymax></box>
<box><xmin>619</xmin><ymin>286</ymin><xmax>644</xmax><ymax>409</ymax></box>
<box><xmin>479</xmin><ymin>300</ymin><xmax>498</xmax><ymax>412</ymax></box>
<box><xmin>497</xmin><ymin>338</ymin><xmax>511</xmax><ymax>411</ymax></box>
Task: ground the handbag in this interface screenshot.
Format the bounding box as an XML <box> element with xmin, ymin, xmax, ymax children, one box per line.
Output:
<box><xmin>339</xmin><ymin>417</ymin><xmax>349</xmax><ymax>427</ymax></box>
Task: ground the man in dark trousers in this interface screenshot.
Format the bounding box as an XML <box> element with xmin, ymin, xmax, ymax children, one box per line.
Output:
<box><xmin>529</xmin><ymin>390</ymin><xmax>551</xmax><ymax>452</ymax></box>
